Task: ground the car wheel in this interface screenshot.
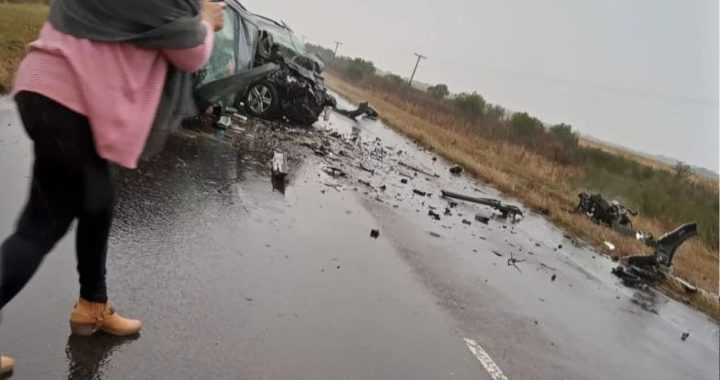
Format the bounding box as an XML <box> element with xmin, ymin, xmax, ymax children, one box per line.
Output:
<box><xmin>244</xmin><ymin>81</ymin><xmax>279</xmax><ymax>118</ymax></box>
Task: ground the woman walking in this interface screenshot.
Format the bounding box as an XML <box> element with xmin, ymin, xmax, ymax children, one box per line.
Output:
<box><xmin>0</xmin><ymin>0</ymin><xmax>225</xmax><ymax>375</ymax></box>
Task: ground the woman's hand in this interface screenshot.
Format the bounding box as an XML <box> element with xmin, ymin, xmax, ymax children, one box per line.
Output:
<box><xmin>202</xmin><ymin>0</ymin><xmax>226</xmax><ymax>32</ymax></box>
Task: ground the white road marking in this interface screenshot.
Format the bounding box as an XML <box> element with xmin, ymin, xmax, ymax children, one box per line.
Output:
<box><xmin>464</xmin><ymin>338</ymin><xmax>509</xmax><ymax>380</ymax></box>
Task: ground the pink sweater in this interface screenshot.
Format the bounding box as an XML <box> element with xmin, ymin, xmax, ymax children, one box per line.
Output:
<box><xmin>13</xmin><ymin>22</ymin><xmax>215</xmax><ymax>169</ymax></box>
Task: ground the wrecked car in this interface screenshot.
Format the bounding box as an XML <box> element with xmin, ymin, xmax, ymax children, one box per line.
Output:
<box><xmin>576</xmin><ymin>192</ymin><xmax>637</xmax><ymax>229</ymax></box>
<box><xmin>192</xmin><ymin>1</ymin><xmax>336</xmax><ymax>126</ymax></box>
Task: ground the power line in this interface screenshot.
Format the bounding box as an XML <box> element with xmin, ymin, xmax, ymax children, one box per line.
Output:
<box><xmin>408</xmin><ymin>52</ymin><xmax>427</xmax><ymax>88</ymax></box>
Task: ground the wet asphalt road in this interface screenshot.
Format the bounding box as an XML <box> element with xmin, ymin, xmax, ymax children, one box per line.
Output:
<box><xmin>0</xmin><ymin>94</ymin><xmax>717</xmax><ymax>379</ymax></box>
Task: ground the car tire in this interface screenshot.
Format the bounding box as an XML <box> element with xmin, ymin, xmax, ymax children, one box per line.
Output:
<box><xmin>243</xmin><ymin>80</ymin><xmax>279</xmax><ymax>119</ymax></box>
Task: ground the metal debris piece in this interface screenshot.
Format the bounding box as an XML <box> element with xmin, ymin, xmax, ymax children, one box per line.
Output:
<box><xmin>604</xmin><ymin>241</ymin><xmax>616</xmax><ymax>251</ymax></box>
<box><xmin>429</xmin><ymin>232</ymin><xmax>441</xmax><ymax>238</ymax></box>
<box><xmin>400</xmin><ymin>178</ymin><xmax>409</xmax><ymax>184</ymax></box>
<box><xmin>413</xmin><ymin>189</ymin><xmax>427</xmax><ymax>196</ymax></box>
<box><xmin>540</xmin><ymin>263</ymin><xmax>557</xmax><ymax>271</ymax></box>
<box><xmin>462</xmin><ymin>219</ymin><xmax>472</xmax><ymax>225</ymax></box>
<box><xmin>441</xmin><ymin>190</ymin><xmax>523</xmax><ymax>220</ymax></box>
<box><xmin>428</xmin><ymin>210</ymin><xmax>441</xmax><ymax>220</ymax></box>
<box><xmin>399</xmin><ymin>161</ymin><xmax>439</xmax><ymax>178</ymax></box>
<box><xmin>216</xmin><ymin>115</ymin><xmax>232</xmax><ymax>129</ymax></box>
<box><xmin>271</xmin><ymin>151</ymin><xmax>288</xmax><ymax>178</ymax></box>
<box><xmin>358</xmin><ymin>163</ymin><xmax>375</xmax><ymax>175</ymax></box>
<box><xmin>449</xmin><ymin>165</ymin><xmax>464</xmax><ymax>175</ymax></box>
<box><xmin>676</xmin><ymin>278</ymin><xmax>698</xmax><ymax>293</ymax></box>
<box><xmin>681</xmin><ymin>332</ymin><xmax>690</xmax><ymax>341</ymax></box>
<box><xmin>492</xmin><ymin>251</ymin><xmax>503</xmax><ymax>257</ymax></box>
<box><xmin>370</xmin><ymin>229</ymin><xmax>380</xmax><ymax>239</ymax></box>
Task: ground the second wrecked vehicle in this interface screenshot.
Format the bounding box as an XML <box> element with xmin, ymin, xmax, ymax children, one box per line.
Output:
<box><xmin>192</xmin><ymin>1</ymin><xmax>336</xmax><ymax>126</ymax></box>
<box><xmin>576</xmin><ymin>191</ymin><xmax>637</xmax><ymax>230</ymax></box>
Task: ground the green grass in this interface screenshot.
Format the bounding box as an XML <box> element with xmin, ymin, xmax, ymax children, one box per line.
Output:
<box><xmin>0</xmin><ymin>3</ymin><xmax>48</xmax><ymax>94</ymax></box>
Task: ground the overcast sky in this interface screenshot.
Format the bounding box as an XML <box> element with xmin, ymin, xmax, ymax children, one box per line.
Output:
<box><xmin>245</xmin><ymin>0</ymin><xmax>719</xmax><ymax>171</ymax></box>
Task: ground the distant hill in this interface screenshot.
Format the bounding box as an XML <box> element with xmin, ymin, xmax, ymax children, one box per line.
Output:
<box><xmin>582</xmin><ymin>135</ymin><xmax>719</xmax><ymax>180</ymax></box>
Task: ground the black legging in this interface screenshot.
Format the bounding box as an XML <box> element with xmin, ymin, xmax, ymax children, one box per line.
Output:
<box><xmin>0</xmin><ymin>92</ymin><xmax>114</xmax><ymax>308</ymax></box>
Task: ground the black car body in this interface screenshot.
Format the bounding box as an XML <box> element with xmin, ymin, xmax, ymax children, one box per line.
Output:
<box><xmin>192</xmin><ymin>1</ymin><xmax>335</xmax><ymax>126</ymax></box>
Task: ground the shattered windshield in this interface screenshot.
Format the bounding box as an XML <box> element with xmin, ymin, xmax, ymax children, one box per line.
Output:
<box><xmin>258</xmin><ymin>21</ymin><xmax>304</xmax><ymax>55</ymax></box>
<box><xmin>288</xmin><ymin>33</ymin><xmax>308</xmax><ymax>55</ymax></box>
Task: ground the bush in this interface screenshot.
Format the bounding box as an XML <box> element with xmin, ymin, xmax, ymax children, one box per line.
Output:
<box><xmin>452</xmin><ymin>92</ymin><xmax>486</xmax><ymax>119</ymax></box>
<box><xmin>427</xmin><ymin>83</ymin><xmax>449</xmax><ymax>99</ymax></box>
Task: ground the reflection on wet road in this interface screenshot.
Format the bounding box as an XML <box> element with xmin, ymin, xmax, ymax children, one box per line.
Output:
<box><xmin>0</xmin><ymin>95</ymin><xmax>717</xmax><ymax>379</ymax></box>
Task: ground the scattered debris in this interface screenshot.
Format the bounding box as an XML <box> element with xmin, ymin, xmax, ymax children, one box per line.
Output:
<box><xmin>271</xmin><ymin>151</ymin><xmax>289</xmax><ymax>191</ymax></box>
<box><xmin>400</xmin><ymin>178</ymin><xmax>409</xmax><ymax>184</ymax></box>
<box><xmin>448</xmin><ymin>201</ymin><xmax>458</xmax><ymax>208</ymax></box>
<box><xmin>428</xmin><ymin>210</ymin><xmax>441</xmax><ymax>220</ymax></box>
<box><xmin>323</xmin><ymin>166</ymin><xmax>346</xmax><ymax>178</ymax></box>
<box><xmin>413</xmin><ymin>189</ymin><xmax>427</xmax><ymax>196</ymax></box>
<box><xmin>462</xmin><ymin>219</ymin><xmax>472</xmax><ymax>225</ymax></box>
<box><xmin>449</xmin><ymin>165</ymin><xmax>464</xmax><ymax>175</ymax></box>
<box><xmin>429</xmin><ymin>232</ymin><xmax>441</xmax><ymax>238</ymax></box>
<box><xmin>441</xmin><ymin>190</ymin><xmax>523</xmax><ymax>220</ymax></box>
<box><xmin>370</xmin><ymin>229</ymin><xmax>380</xmax><ymax>239</ymax></box>
<box><xmin>551</xmin><ymin>274</ymin><xmax>557</xmax><ymax>282</ymax></box>
<box><xmin>475</xmin><ymin>214</ymin><xmax>490</xmax><ymax>224</ymax></box>
<box><xmin>507</xmin><ymin>252</ymin><xmax>526</xmax><ymax>272</ymax></box>
<box><xmin>535</xmin><ymin>243</ymin><xmax>542</xmax><ymax>247</ymax></box>
<box><xmin>492</xmin><ymin>251</ymin><xmax>503</xmax><ymax>257</ymax></box>
<box><xmin>379</xmin><ymin>185</ymin><xmax>387</xmax><ymax>191</ymax></box>
<box><xmin>557</xmin><ymin>244</ymin><xmax>563</xmax><ymax>249</ymax></box>
<box><xmin>358</xmin><ymin>179</ymin><xmax>372</xmax><ymax>188</ymax></box>
<box><xmin>681</xmin><ymin>332</ymin><xmax>690</xmax><ymax>341</ymax></box>
<box><xmin>604</xmin><ymin>241</ymin><xmax>616</xmax><ymax>251</ymax></box>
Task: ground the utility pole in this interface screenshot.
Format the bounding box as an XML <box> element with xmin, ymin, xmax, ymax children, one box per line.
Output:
<box><xmin>408</xmin><ymin>52</ymin><xmax>426</xmax><ymax>88</ymax></box>
<box><xmin>301</xmin><ymin>35</ymin><xmax>307</xmax><ymax>43</ymax></box>
<box><xmin>333</xmin><ymin>41</ymin><xmax>343</xmax><ymax>57</ymax></box>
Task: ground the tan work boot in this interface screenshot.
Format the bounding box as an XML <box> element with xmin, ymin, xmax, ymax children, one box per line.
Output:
<box><xmin>1</xmin><ymin>355</ymin><xmax>14</xmax><ymax>375</ymax></box>
<box><xmin>69</xmin><ymin>298</ymin><xmax>142</xmax><ymax>336</ymax></box>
